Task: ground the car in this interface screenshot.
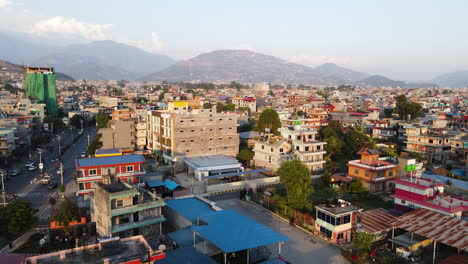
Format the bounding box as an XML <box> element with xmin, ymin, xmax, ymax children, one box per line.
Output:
<box><xmin>25</xmin><ymin>161</ymin><xmax>34</xmax><ymax>167</ymax></box>
<box><xmin>9</xmin><ymin>169</ymin><xmax>21</xmax><ymax>176</ymax></box>
<box><xmin>80</xmin><ymin>152</ymin><xmax>86</xmax><ymax>158</ymax></box>
<box><xmin>50</xmin><ymin>159</ymin><xmax>58</xmax><ymax>163</ymax></box>
<box><xmin>48</xmin><ymin>180</ymin><xmax>58</xmax><ymax>189</ymax></box>
<box><xmin>56</xmin><ymin>168</ymin><xmax>62</xmax><ymax>175</ymax></box>
<box><xmin>27</xmin><ymin>166</ymin><xmax>37</xmax><ymax>171</ymax></box>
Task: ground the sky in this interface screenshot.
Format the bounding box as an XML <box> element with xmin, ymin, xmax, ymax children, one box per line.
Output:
<box><xmin>0</xmin><ymin>0</ymin><xmax>467</xmax><ymax>81</ymax></box>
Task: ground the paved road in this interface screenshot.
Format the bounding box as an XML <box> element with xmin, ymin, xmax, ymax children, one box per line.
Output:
<box><xmin>208</xmin><ymin>193</ymin><xmax>349</xmax><ymax>264</ymax></box>
<box><xmin>2</xmin><ymin>128</ymin><xmax>96</xmax><ymax>218</ymax></box>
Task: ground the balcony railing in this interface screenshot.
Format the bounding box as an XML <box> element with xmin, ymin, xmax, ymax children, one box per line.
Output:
<box><xmin>111</xmin><ymin>199</ymin><xmax>165</xmax><ymax>217</ymax></box>
<box><xmin>111</xmin><ymin>215</ymin><xmax>166</xmax><ymax>233</ymax></box>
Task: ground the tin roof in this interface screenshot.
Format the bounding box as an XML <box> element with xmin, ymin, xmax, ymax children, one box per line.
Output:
<box><xmin>358</xmin><ymin>208</ymin><xmax>397</xmax><ymax>234</ymax></box>
<box><xmin>76</xmin><ymin>154</ymin><xmax>145</xmax><ymax>168</ymax></box>
<box><xmin>391</xmin><ymin>208</ymin><xmax>468</xmax><ymax>250</ymax></box>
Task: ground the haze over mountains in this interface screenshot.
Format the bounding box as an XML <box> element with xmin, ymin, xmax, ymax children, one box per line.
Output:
<box><xmin>0</xmin><ymin>32</ymin><xmax>467</xmax><ymax>87</ymax></box>
<box><xmin>0</xmin><ymin>59</ymin><xmax>74</xmax><ymax>81</ymax></box>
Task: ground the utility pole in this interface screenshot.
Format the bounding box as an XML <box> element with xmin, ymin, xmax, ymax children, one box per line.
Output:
<box><xmin>81</xmin><ymin>119</ymin><xmax>84</xmax><ymax>133</ymax></box>
<box><xmin>87</xmin><ymin>135</ymin><xmax>90</xmax><ymax>147</ymax></box>
<box><xmin>28</xmin><ymin>135</ymin><xmax>31</xmax><ymax>159</ymax></box>
<box><xmin>57</xmin><ymin>136</ymin><xmax>61</xmax><ymax>156</ymax></box>
<box><xmin>0</xmin><ymin>170</ymin><xmax>6</xmax><ymax>206</ymax></box>
<box><xmin>60</xmin><ymin>162</ymin><xmax>64</xmax><ymax>199</ymax></box>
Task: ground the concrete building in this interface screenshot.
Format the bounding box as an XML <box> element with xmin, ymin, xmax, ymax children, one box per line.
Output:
<box><xmin>147</xmin><ymin>102</ymin><xmax>239</xmax><ymax>163</ymax></box>
<box><xmin>371</xmin><ymin>121</ymin><xmax>397</xmax><ymax>140</ymax></box>
<box><xmin>0</xmin><ymin>128</ymin><xmax>15</xmax><ymax>157</ymax></box>
<box><xmin>393</xmin><ymin>177</ymin><xmax>468</xmax><ymax>219</ymax></box>
<box><xmin>405</xmin><ymin>128</ymin><xmax>452</xmax><ymax>163</ymax></box>
<box><xmin>347</xmin><ymin>148</ymin><xmax>397</xmax><ymax>193</ymax></box>
<box><xmin>231</xmin><ymin>97</ymin><xmax>257</xmax><ymax>113</ymax></box>
<box><xmin>279</xmin><ymin>123</ymin><xmax>327</xmax><ymax>174</ymax></box>
<box><xmin>0</xmin><ymin>97</ymin><xmax>46</xmax><ymax>120</ymax></box>
<box><xmin>253</xmin><ymin>134</ymin><xmax>293</xmax><ymax>173</ymax></box>
<box><xmin>91</xmin><ymin>181</ymin><xmax>166</xmax><ymax>238</ymax></box>
<box><xmin>315</xmin><ymin>201</ymin><xmax>361</xmax><ymax>244</ymax></box>
<box><xmin>24</xmin><ymin>236</ymin><xmax>166</xmax><ymax>264</ymax></box>
<box><xmin>99</xmin><ymin>120</ymin><xmax>135</xmax><ymax>150</ymax></box>
<box><xmin>184</xmin><ymin>154</ymin><xmax>243</xmax><ymax>181</ymax></box>
<box><xmin>23</xmin><ymin>66</ymin><xmax>58</xmax><ymax>117</ymax></box>
<box><xmin>75</xmin><ymin>154</ymin><xmax>146</xmax><ymax>196</ymax></box>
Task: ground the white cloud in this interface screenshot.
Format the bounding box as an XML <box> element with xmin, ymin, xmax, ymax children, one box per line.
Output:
<box><xmin>0</xmin><ymin>0</ymin><xmax>11</xmax><ymax>8</ymax></box>
<box><xmin>31</xmin><ymin>16</ymin><xmax>114</xmax><ymax>41</ymax></box>
<box><xmin>288</xmin><ymin>54</ymin><xmax>352</xmax><ymax>67</ymax></box>
<box><xmin>150</xmin><ymin>32</ymin><xmax>163</xmax><ymax>52</ymax></box>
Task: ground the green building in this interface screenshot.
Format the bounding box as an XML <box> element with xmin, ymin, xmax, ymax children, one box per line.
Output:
<box><xmin>24</xmin><ymin>67</ymin><xmax>58</xmax><ymax>117</ymax></box>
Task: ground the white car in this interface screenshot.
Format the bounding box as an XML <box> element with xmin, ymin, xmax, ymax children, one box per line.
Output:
<box><xmin>27</xmin><ymin>166</ymin><xmax>37</xmax><ymax>171</ymax></box>
<box><xmin>25</xmin><ymin>161</ymin><xmax>34</xmax><ymax>167</ymax></box>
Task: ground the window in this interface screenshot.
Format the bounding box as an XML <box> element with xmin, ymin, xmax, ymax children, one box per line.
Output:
<box><xmin>429</xmin><ymin>139</ymin><xmax>433</xmax><ymax>144</ymax></box>
<box><xmin>364</xmin><ymin>171</ymin><xmax>370</xmax><ymax>177</ymax></box>
<box><xmin>116</xmin><ymin>200</ymin><xmax>123</xmax><ymax>207</ymax></box>
<box><xmin>180</xmin><ymin>130</ymin><xmax>184</xmax><ymax>133</ymax></box>
<box><xmin>354</xmin><ymin>168</ymin><xmax>359</xmax><ymax>175</ymax></box>
<box><xmin>219</xmin><ymin>118</ymin><xmax>223</xmax><ymax>121</ymax></box>
<box><xmin>182</xmin><ymin>140</ymin><xmax>186</xmax><ymax>143</ymax></box>
<box><xmin>320</xmin><ymin>226</ymin><xmax>332</xmax><ymax>238</ymax></box>
<box><xmin>126</xmin><ymin>166</ymin><xmax>134</xmax><ymax>172</ymax></box>
<box><xmin>180</xmin><ymin>120</ymin><xmax>183</xmax><ymax>123</ymax></box>
<box><xmin>262</xmin><ymin>145</ymin><xmax>264</xmax><ymax>149</ymax></box>
<box><xmin>337</xmin><ymin>233</ymin><xmax>344</xmax><ymax>239</ymax></box>
<box><xmin>219</xmin><ymin>137</ymin><xmax>223</xmax><ymax>140</ymax></box>
<box><xmin>190</xmin><ymin>139</ymin><xmax>194</xmax><ymax>142</ymax></box>
<box><xmin>343</xmin><ymin>215</ymin><xmax>351</xmax><ymax>224</ymax></box>
<box><xmin>191</xmin><ymin>120</ymin><xmax>194</xmax><ymax>122</ymax></box>
<box><xmin>280</xmin><ymin>148</ymin><xmax>284</xmax><ymax>153</ymax></box>
<box><xmin>191</xmin><ymin>130</ymin><xmax>194</xmax><ymax>132</ymax></box>
<box><xmin>388</xmin><ymin>171</ymin><xmax>394</xmax><ymax>177</ymax></box>
<box><xmin>271</xmin><ymin>148</ymin><xmax>274</xmax><ymax>152</ymax></box>
<box><xmin>401</xmin><ymin>200</ymin><xmax>406</xmax><ymax>204</ymax></box>
<box><xmin>219</xmin><ymin>128</ymin><xmax>223</xmax><ymax>130</ymax></box>
<box><xmin>89</xmin><ymin>169</ymin><xmax>97</xmax><ymax>175</ymax></box>
<box><xmin>186</xmin><ymin>150</ymin><xmax>190</xmax><ymax>153</ymax></box>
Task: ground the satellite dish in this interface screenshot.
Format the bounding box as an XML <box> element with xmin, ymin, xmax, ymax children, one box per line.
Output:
<box><xmin>158</xmin><ymin>244</ymin><xmax>166</xmax><ymax>251</ymax></box>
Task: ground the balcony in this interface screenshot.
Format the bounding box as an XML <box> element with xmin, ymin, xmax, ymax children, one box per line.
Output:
<box><xmin>111</xmin><ymin>199</ymin><xmax>165</xmax><ymax>217</ymax></box>
<box><xmin>348</xmin><ymin>160</ymin><xmax>396</xmax><ymax>171</ymax></box>
<box><xmin>111</xmin><ymin>215</ymin><xmax>166</xmax><ymax>233</ymax></box>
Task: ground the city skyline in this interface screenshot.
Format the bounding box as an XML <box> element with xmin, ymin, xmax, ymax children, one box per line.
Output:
<box><xmin>0</xmin><ymin>0</ymin><xmax>467</xmax><ymax>80</ymax></box>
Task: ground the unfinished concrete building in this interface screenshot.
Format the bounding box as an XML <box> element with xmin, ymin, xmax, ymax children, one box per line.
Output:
<box><xmin>99</xmin><ymin>120</ymin><xmax>135</xmax><ymax>150</ymax></box>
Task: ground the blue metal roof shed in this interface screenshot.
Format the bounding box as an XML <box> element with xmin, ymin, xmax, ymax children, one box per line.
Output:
<box><xmin>165</xmin><ymin>198</ymin><xmax>216</xmax><ymax>223</ymax></box>
<box><xmin>191</xmin><ymin>210</ymin><xmax>290</xmax><ymax>253</ymax></box>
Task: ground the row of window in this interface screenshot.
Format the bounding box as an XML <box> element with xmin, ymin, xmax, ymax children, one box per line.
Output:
<box><xmin>185</xmin><ymin>146</ymin><xmax>230</xmax><ymax>153</ymax></box>
<box><xmin>353</xmin><ymin>169</ymin><xmax>394</xmax><ymax>177</ymax></box>
<box><xmin>181</xmin><ymin>137</ymin><xmax>233</xmax><ymax>143</ymax></box>
<box><xmin>320</xmin><ymin>226</ymin><xmax>332</xmax><ymax>238</ymax></box>
<box><xmin>179</xmin><ymin>118</ymin><xmax>233</xmax><ymax>123</ymax></box>
<box><xmin>179</xmin><ymin>127</ymin><xmax>234</xmax><ymax>133</ymax></box>
<box><xmin>88</xmin><ymin>166</ymin><xmax>134</xmax><ymax>176</ymax></box>
<box><xmin>317</xmin><ymin>210</ymin><xmax>351</xmax><ymax>226</ymax></box>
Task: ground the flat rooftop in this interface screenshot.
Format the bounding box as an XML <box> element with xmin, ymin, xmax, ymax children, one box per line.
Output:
<box><xmin>24</xmin><ymin>236</ymin><xmax>162</xmax><ymax>264</ymax></box>
<box><xmin>76</xmin><ymin>154</ymin><xmax>145</xmax><ymax>168</ymax></box>
<box><xmin>316</xmin><ymin>203</ymin><xmax>360</xmax><ymax>215</ymax></box>
<box><xmin>100</xmin><ymin>182</ymin><xmax>131</xmax><ymax>193</ymax></box>
<box><xmin>184</xmin><ymin>155</ymin><xmax>240</xmax><ymax>168</ymax></box>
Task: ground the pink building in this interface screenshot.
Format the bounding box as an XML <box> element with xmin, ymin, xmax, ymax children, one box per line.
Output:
<box><xmin>393</xmin><ymin>177</ymin><xmax>468</xmax><ymax>219</ymax></box>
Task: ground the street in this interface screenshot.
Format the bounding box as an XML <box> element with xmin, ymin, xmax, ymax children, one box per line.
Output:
<box><xmin>3</xmin><ymin>128</ymin><xmax>96</xmax><ymax>219</ymax></box>
<box><xmin>208</xmin><ymin>193</ymin><xmax>349</xmax><ymax>264</ymax></box>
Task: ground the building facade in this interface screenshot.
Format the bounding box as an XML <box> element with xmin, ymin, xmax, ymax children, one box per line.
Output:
<box><xmin>23</xmin><ymin>66</ymin><xmax>58</xmax><ymax>117</ymax></box>
<box><xmin>91</xmin><ymin>181</ymin><xmax>166</xmax><ymax>238</ymax></box>
<box><xmin>253</xmin><ymin>134</ymin><xmax>293</xmax><ymax>173</ymax></box>
<box><xmin>99</xmin><ymin>120</ymin><xmax>136</xmax><ymax>150</ymax></box>
<box><xmin>147</xmin><ymin>102</ymin><xmax>239</xmax><ymax>163</ymax></box>
<box><xmin>75</xmin><ymin>154</ymin><xmax>146</xmax><ymax>195</ymax></box>
<box><xmin>347</xmin><ymin>148</ymin><xmax>397</xmax><ymax>193</ymax></box>
<box><xmin>315</xmin><ymin>202</ymin><xmax>361</xmax><ymax>244</ymax></box>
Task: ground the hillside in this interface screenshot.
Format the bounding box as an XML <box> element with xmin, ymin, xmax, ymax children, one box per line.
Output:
<box><xmin>140</xmin><ymin>50</ymin><xmax>340</xmax><ymax>85</ymax></box>
<box><xmin>433</xmin><ymin>70</ymin><xmax>468</xmax><ymax>88</ymax></box>
<box><xmin>34</xmin><ymin>40</ymin><xmax>175</xmax><ymax>80</ymax></box>
<box><xmin>0</xmin><ymin>59</ymin><xmax>74</xmax><ymax>81</ymax></box>
<box><xmin>315</xmin><ymin>63</ymin><xmax>368</xmax><ymax>83</ymax></box>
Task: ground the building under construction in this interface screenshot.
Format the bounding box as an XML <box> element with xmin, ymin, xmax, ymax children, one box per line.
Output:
<box><xmin>23</xmin><ymin>66</ymin><xmax>58</xmax><ymax>117</ymax></box>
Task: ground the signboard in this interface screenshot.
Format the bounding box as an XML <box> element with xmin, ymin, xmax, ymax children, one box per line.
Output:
<box><xmin>43</xmin><ymin>123</ymin><xmax>49</xmax><ymax>131</ymax></box>
<box><xmin>39</xmin><ymin>163</ymin><xmax>44</xmax><ymax>170</ymax></box>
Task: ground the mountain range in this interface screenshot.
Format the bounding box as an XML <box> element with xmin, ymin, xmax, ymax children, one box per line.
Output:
<box><xmin>0</xmin><ymin>32</ymin><xmax>467</xmax><ymax>87</ymax></box>
<box><xmin>0</xmin><ymin>59</ymin><xmax>74</xmax><ymax>81</ymax></box>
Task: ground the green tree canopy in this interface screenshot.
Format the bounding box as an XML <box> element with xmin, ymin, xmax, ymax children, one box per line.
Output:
<box><xmin>96</xmin><ymin>114</ymin><xmax>110</xmax><ymax>129</ymax></box>
<box><xmin>54</xmin><ymin>198</ymin><xmax>79</xmax><ymax>230</ymax></box>
<box><xmin>344</xmin><ymin>129</ymin><xmax>371</xmax><ymax>156</ymax></box>
<box><xmin>69</xmin><ymin>114</ymin><xmax>83</xmax><ymax>129</ymax></box>
<box><xmin>277</xmin><ymin>160</ymin><xmax>313</xmax><ymax>211</ymax></box>
<box><xmin>87</xmin><ymin>134</ymin><xmax>103</xmax><ymax>155</ymax></box>
<box><xmin>321</xmin><ymin>171</ymin><xmax>332</xmax><ymax>187</ymax></box>
<box><xmin>0</xmin><ymin>200</ymin><xmax>38</xmax><ymax>236</ymax></box>
<box><xmin>203</xmin><ymin>102</ymin><xmax>213</xmax><ymax>109</ymax></box>
<box><xmin>348</xmin><ymin>179</ymin><xmax>367</xmax><ymax>194</ymax></box>
<box><xmin>352</xmin><ymin>231</ymin><xmax>374</xmax><ymax>252</ymax></box>
<box><xmin>238</xmin><ymin>148</ymin><xmax>254</xmax><ymax>167</ymax></box>
<box><xmin>255</xmin><ymin>108</ymin><xmax>281</xmax><ymax>135</ymax></box>
<box><xmin>394</xmin><ymin>95</ymin><xmax>423</xmax><ymax>120</ymax></box>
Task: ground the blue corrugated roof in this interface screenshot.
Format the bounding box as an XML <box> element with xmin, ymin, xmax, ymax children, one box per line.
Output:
<box><xmin>165</xmin><ymin>198</ymin><xmax>215</xmax><ymax>223</ymax></box>
<box><xmin>146</xmin><ymin>180</ymin><xmax>164</xmax><ymax>188</ymax></box>
<box><xmin>157</xmin><ymin>247</ymin><xmax>217</xmax><ymax>264</ymax></box>
<box><xmin>192</xmin><ymin>210</ymin><xmax>290</xmax><ymax>253</ymax></box>
<box><xmin>167</xmin><ymin>227</ymin><xmax>202</xmax><ymax>247</ymax></box>
<box><xmin>76</xmin><ymin>154</ymin><xmax>145</xmax><ymax>167</ymax></box>
<box><xmin>164</xmin><ymin>179</ymin><xmax>180</xmax><ymax>190</ymax></box>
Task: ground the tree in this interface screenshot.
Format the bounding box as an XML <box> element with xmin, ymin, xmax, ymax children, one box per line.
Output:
<box><xmin>277</xmin><ymin>160</ymin><xmax>313</xmax><ymax>211</ymax></box>
<box><xmin>325</xmin><ymin>136</ymin><xmax>344</xmax><ymax>161</ymax></box>
<box><xmin>238</xmin><ymin>149</ymin><xmax>254</xmax><ymax>167</ymax></box>
<box><xmin>69</xmin><ymin>115</ymin><xmax>83</xmax><ymax>129</ymax></box>
<box><xmin>255</xmin><ymin>108</ymin><xmax>281</xmax><ymax>135</ymax></box>
<box><xmin>95</xmin><ymin>114</ymin><xmax>110</xmax><ymax>129</ymax></box>
<box><xmin>410</xmin><ymin>151</ymin><xmax>424</xmax><ymax>161</ymax></box>
<box><xmin>348</xmin><ymin>180</ymin><xmax>367</xmax><ymax>194</ymax></box>
<box><xmin>381</xmin><ymin>147</ymin><xmax>397</xmax><ymax>158</ymax></box>
<box><xmin>203</xmin><ymin>102</ymin><xmax>213</xmax><ymax>109</ymax></box>
<box><xmin>383</xmin><ymin>108</ymin><xmax>393</xmax><ymax>118</ymax></box>
<box><xmin>54</xmin><ymin>198</ymin><xmax>79</xmax><ymax>234</ymax></box>
<box><xmin>216</xmin><ymin>103</ymin><xmax>225</xmax><ymax>113</ymax></box>
<box><xmin>394</xmin><ymin>95</ymin><xmax>423</xmax><ymax>120</ymax></box>
<box><xmin>87</xmin><ymin>134</ymin><xmax>103</xmax><ymax>155</ymax></box>
<box><xmin>238</xmin><ymin>107</ymin><xmax>251</xmax><ymax>116</ymax></box>
<box><xmin>297</xmin><ymin>110</ymin><xmax>304</xmax><ymax>117</ymax></box>
<box><xmin>0</xmin><ymin>200</ymin><xmax>38</xmax><ymax>236</ymax></box>
<box><xmin>352</xmin><ymin>231</ymin><xmax>374</xmax><ymax>252</ymax></box>
<box><xmin>238</xmin><ymin>123</ymin><xmax>253</xmax><ymax>133</ymax></box>
<box><xmin>321</xmin><ymin>171</ymin><xmax>332</xmax><ymax>187</ymax></box>
<box><xmin>344</xmin><ymin>129</ymin><xmax>370</xmax><ymax>156</ymax></box>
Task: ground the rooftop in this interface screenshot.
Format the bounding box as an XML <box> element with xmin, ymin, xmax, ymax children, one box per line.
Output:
<box><xmin>316</xmin><ymin>203</ymin><xmax>360</xmax><ymax>215</ymax></box>
<box><xmin>357</xmin><ymin>208</ymin><xmax>397</xmax><ymax>234</ymax></box>
<box><xmin>165</xmin><ymin>197</ymin><xmax>216</xmax><ymax>223</ymax></box>
<box><xmin>24</xmin><ymin>236</ymin><xmax>164</xmax><ymax>264</ymax></box>
<box><xmin>76</xmin><ymin>154</ymin><xmax>145</xmax><ymax>168</ymax></box>
<box><xmin>184</xmin><ymin>155</ymin><xmax>240</xmax><ymax>169</ymax></box>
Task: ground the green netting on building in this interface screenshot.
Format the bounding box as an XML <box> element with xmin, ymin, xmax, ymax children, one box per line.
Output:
<box><xmin>25</xmin><ymin>73</ymin><xmax>58</xmax><ymax>117</ymax></box>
